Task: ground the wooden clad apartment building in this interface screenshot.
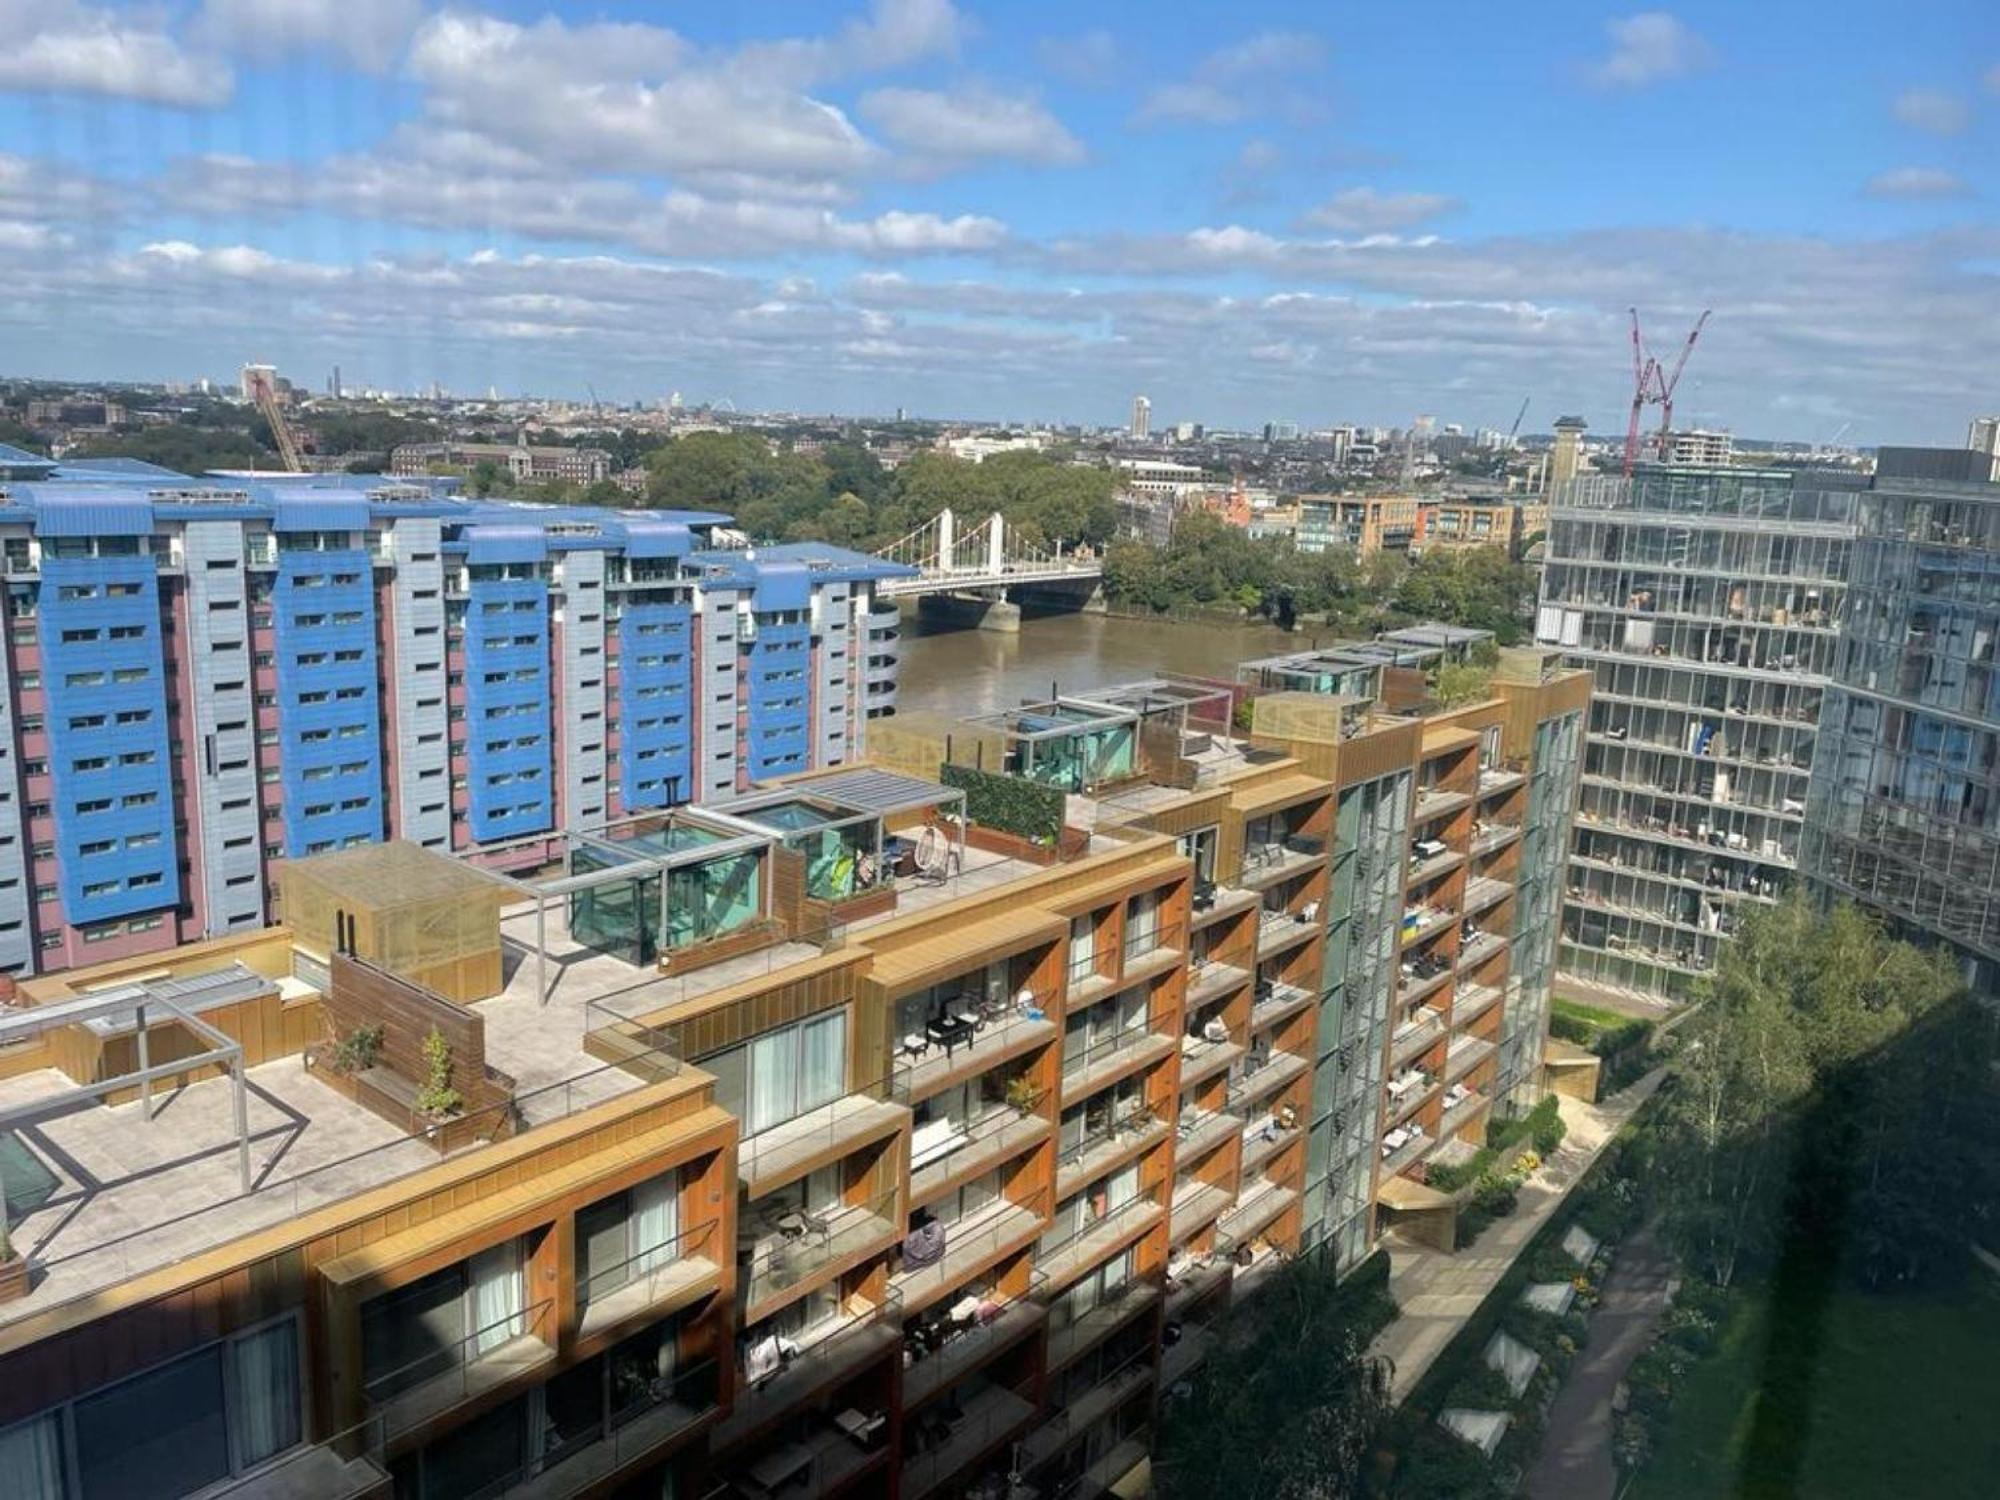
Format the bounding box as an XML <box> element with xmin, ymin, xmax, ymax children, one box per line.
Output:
<box><xmin>0</xmin><ymin>627</ymin><xmax>1586</xmax><ymax>1500</ymax></box>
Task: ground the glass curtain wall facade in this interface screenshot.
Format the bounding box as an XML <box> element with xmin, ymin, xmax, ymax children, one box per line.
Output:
<box><xmin>1304</xmin><ymin>768</ymin><xmax>1405</xmax><ymax>1268</ymax></box>
<box><xmin>1804</xmin><ymin>471</ymin><xmax>2000</xmax><ymax>991</ymax></box>
<box><xmin>1501</xmin><ymin>709</ymin><xmax>1581</xmax><ymax>1104</ymax></box>
<box><xmin>1538</xmin><ymin>468</ymin><xmax>1857</xmax><ymax>1002</ymax></box>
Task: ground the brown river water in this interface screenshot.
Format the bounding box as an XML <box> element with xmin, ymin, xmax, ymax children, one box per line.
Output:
<box><xmin>893</xmin><ymin>608</ymin><xmax>1308</xmax><ymax>719</ymax></box>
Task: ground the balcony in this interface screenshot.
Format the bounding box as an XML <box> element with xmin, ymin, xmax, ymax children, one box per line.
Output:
<box><xmin>1390</xmin><ymin>1007</ymin><xmax>1447</xmax><ymax>1067</ymax></box>
<box><xmin>1256</xmin><ymin>906</ymin><xmax>1320</xmax><ymax>959</ymax></box>
<box><xmin>1453</xmin><ymin>981</ymin><xmax>1503</xmax><ymax>1027</ymax></box>
<box><xmin>1408</xmin><ymin>845</ymin><xmax>1465</xmax><ymax>886</ymax></box>
<box><xmin>1238</xmin><ymin>836</ymin><xmax>1326</xmax><ymax>890</ymax></box>
<box><xmin>1160</xmin><ymin>1319</ymin><xmax>1214</xmax><ymax>1388</ymax></box>
<box><xmin>1224</xmin><ymin>1049</ymin><xmax>1310</xmax><ymax>1112</ymax></box>
<box><xmin>1187</xmin><ymin>956</ymin><xmax>1252</xmax><ymax>1009</ymax></box>
<box><xmin>1398</xmin><ymin>958</ymin><xmax>1453</xmax><ymax>1006</ymax></box>
<box><xmin>1239</xmin><ymin>1118</ymin><xmax>1300</xmax><ymax>1177</ymax></box>
<box><xmin>904</xmin><ymin>1282</ymin><xmax>1048</xmax><ymax>1408</ymax></box>
<box><xmin>209</xmin><ymin>1416</ymin><xmax>386</xmax><ymax>1500</ymax></box>
<box><xmin>738</xmin><ymin>1093</ymin><xmax>907</xmax><ymax>1200</ymax></box>
<box><xmin>902</xmin><ymin>1377</ymin><xmax>1040</xmax><ymax>1500</ymax></box>
<box><xmin>1064</xmin><ymin>1026</ymin><xmax>1177</xmax><ymax>1100</ymax></box>
<box><xmin>891</xmin><ymin>1007</ymin><xmax>1059</xmax><ymax>1106</ymax></box>
<box><xmin>1413</xmin><ymin>785</ymin><xmax>1472</xmax><ymax>823</ymax></box>
<box><xmin>367</xmin><ymin>1298</ymin><xmax>556</xmax><ymax>1441</ymax></box>
<box><xmin>1045</xmin><ymin>1277</ymin><xmax>1161</xmax><ymax>1372</ymax></box>
<box><xmin>740</xmin><ymin>1192</ymin><xmax>901</xmax><ymax>1321</ymax></box>
<box><xmin>1173</xmin><ymin>1106</ymin><xmax>1241</xmax><ymax>1167</ymax></box>
<box><xmin>1478</xmin><ymin>763</ymin><xmax>1528</xmax><ymax>799</ymax></box>
<box><xmin>1470</xmin><ymin>821</ymin><xmax>1521</xmax><ymax>857</ymax></box>
<box><xmin>1216</xmin><ymin>1178</ymin><xmax>1295</xmax><ymax>1248</ymax></box>
<box><xmin>1444</xmin><ymin>1034</ymin><xmax>1496</xmax><ymax>1084</ymax></box>
<box><xmin>577</xmin><ymin>1219</ymin><xmax>724</xmax><ymax>1342</ymax></box>
<box><xmin>1400</xmin><ymin>904</ymin><xmax>1456</xmax><ymax>948</ymax></box>
<box><xmin>912</xmin><ymin>1108</ymin><xmax>1053</xmax><ymax>1205</ymax></box>
<box><xmin>1169</xmin><ymin>1178</ymin><xmax>1232</xmax><ymax>1240</ymax></box>
<box><xmin>1250</xmin><ymin>978</ymin><xmax>1315</xmax><ymax>1032</ymax></box>
<box><xmin>1457</xmin><ymin>929</ymin><xmax>1510</xmax><ymax>972</ymax></box>
<box><xmin>1057</xmin><ymin>1106</ymin><xmax>1170</xmax><ymax>1200</ymax></box>
<box><xmin>484</xmin><ymin>1359</ymin><xmax>721</xmax><ymax>1500</ymax></box>
<box><xmin>1177</xmin><ymin>1029</ymin><xmax>1246</xmax><ymax>1090</ymax></box>
<box><xmin>1020</xmin><ymin>1348</ymin><xmax>1155</xmax><ymax>1469</ymax></box>
<box><xmin>1379</xmin><ymin>1123</ymin><xmax>1433</xmax><ymax>1176</ymax></box>
<box><xmin>1462</xmin><ymin>875</ymin><xmax>1511</xmax><ymax>918</ymax></box>
<box><xmin>1038</xmin><ymin>1196</ymin><xmax>1166</xmax><ymax>1293</ymax></box>
<box><xmin>1121</xmin><ymin>923</ymin><xmax>1187</xmax><ymax>983</ymax></box>
<box><xmin>1384</xmin><ymin>1068</ymin><xmax>1439</xmax><ymax>1126</ymax></box>
<box><xmin>1190</xmin><ymin>883</ymin><xmax>1261</xmax><ymax>931</ymax></box>
<box><xmin>1164</xmin><ymin>1254</ymin><xmax>1232</xmax><ymax>1321</ymax></box>
<box><xmin>1439</xmin><ymin>1084</ymin><xmax>1491</xmax><ymax>1142</ymax></box>
<box><xmin>716</xmin><ymin>1294</ymin><xmax>903</xmax><ymax>1447</ymax></box>
<box><xmin>894</xmin><ymin>1195</ymin><xmax>1048</xmax><ymax>1314</ymax></box>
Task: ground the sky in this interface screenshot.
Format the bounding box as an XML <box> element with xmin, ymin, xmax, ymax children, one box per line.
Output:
<box><xmin>0</xmin><ymin>1</ymin><xmax>1995</xmax><ymax>444</ymax></box>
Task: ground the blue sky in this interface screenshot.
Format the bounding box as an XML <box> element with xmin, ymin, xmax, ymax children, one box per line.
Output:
<box><xmin>0</xmin><ymin>1</ymin><xmax>1994</xmax><ymax>442</ymax></box>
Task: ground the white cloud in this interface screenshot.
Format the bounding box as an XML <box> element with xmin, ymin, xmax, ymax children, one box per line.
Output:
<box><xmin>1038</xmin><ymin>29</ymin><xmax>1117</xmax><ymax>84</ymax></box>
<box><xmin>1135</xmin><ymin>29</ymin><xmax>1327</xmax><ymax>125</ymax></box>
<box><xmin>1891</xmin><ymin>87</ymin><xmax>1970</xmax><ymax>136</ymax></box>
<box><xmin>0</xmin><ymin>0</ymin><xmax>230</xmax><ymax>107</ymax></box>
<box><xmin>735</xmin><ymin>0</ymin><xmax>967</xmax><ymax>88</ymax></box>
<box><xmin>1864</xmin><ymin>166</ymin><xmax>1971</xmax><ymax>199</ymax></box>
<box><xmin>167</xmin><ymin>151</ymin><xmax>1007</xmax><ymax>260</ymax></box>
<box><xmin>1303</xmin><ymin>187</ymin><xmax>1459</xmax><ymax>233</ymax></box>
<box><xmin>197</xmin><ymin>0</ymin><xmax>423</xmax><ymax>74</ymax></box>
<box><xmin>1587</xmin><ymin>12</ymin><xmax>1712</xmax><ymax>90</ymax></box>
<box><xmin>406</xmin><ymin>12</ymin><xmax>873</xmax><ymax>184</ymax></box>
<box><xmin>861</xmin><ymin>86</ymin><xmax>1085</xmax><ymax>168</ymax></box>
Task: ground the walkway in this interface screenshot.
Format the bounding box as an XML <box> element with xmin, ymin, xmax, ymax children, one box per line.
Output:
<box><xmin>1524</xmin><ymin>1219</ymin><xmax>1675</xmax><ymax>1500</ymax></box>
<box><xmin>1369</xmin><ymin>1069</ymin><xmax>1664</xmax><ymax>1403</ymax></box>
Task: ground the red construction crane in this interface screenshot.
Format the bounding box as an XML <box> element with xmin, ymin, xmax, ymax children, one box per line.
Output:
<box><xmin>1623</xmin><ymin>308</ymin><xmax>1711</xmax><ymax>477</ymax></box>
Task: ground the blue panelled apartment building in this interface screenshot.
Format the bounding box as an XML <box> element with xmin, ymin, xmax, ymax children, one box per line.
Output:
<box><xmin>0</xmin><ymin>444</ymin><xmax>908</xmax><ymax>976</ymax></box>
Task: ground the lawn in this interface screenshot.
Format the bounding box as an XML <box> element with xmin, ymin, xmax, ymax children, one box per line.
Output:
<box><xmin>1630</xmin><ymin>1270</ymin><xmax>2000</xmax><ymax>1499</ymax></box>
<box><xmin>1550</xmin><ymin>996</ymin><xmax>1629</xmax><ymax>1035</ymax></box>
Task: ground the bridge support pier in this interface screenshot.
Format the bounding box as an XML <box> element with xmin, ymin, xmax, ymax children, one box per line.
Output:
<box><xmin>916</xmin><ymin>591</ymin><xmax>1020</xmax><ymax>634</ymax></box>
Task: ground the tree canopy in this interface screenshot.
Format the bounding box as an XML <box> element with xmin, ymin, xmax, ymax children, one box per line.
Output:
<box><xmin>637</xmin><ymin>435</ymin><xmax>1118</xmax><ymax>553</ymax></box>
<box><xmin>1652</xmin><ymin>894</ymin><xmax>1988</xmax><ymax>1290</ymax></box>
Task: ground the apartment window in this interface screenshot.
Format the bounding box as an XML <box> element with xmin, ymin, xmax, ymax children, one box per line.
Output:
<box><xmin>1178</xmin><ymin>825</ymin><xmax>1218</xmax><ymax>886</ymax></box>
<box><xmin>699</xmin><ymin>1010</ymin><xmax>847</xmax><ymax>1136</ymax></box>
<box><xmin>0</xmin><ymin>1316</ymin><xmax>302</xmax><ymax>1499</ymax></box>
<box><xmin>1124</xmin><ymin>892</ymin><xmax>1160</xmax><ymax>960</ymax></box>
<box><xmin>1062</xmin><ymin>986</ymin><xmax>1147</xmax><ymax>1074</ymax></box>
<box><xmin>1068</xmin><ymin>914</ymin><xmax>1097</xmax><ymax>983</ymax></box>
<box><xmin>575</xmin><ymin>1170</ymin><xmax>681</xmax><ymax>1312</ymax></box>
<box><xmin>360</xmin><ymin>1241</ymin><xmax>525</xmax><ymax>1403</ymax></box>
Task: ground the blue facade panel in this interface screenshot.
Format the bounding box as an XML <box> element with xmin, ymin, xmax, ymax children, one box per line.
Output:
<box><xmin>274</xmin><ymin>544</ymin><xmax>384</xmax><ymax>857</ymax></box>
<box><xmin>617</xmin><ymin>602</ymin><xmax>693</xmax><ymax>810</ymax></box>
<box><xmin>465</xmin><ymin>576</ymin><xmax>553</xmax><ymax>840</ymax></box>
<box><xmin>39</xmin><ymin>554</ymin><xmax>180</xmax><ymax>923</ymax></box>
<box><xmin>745</xmin><ymin>615</ymin><xmax>812</xmax><ymax>782</ymax></box>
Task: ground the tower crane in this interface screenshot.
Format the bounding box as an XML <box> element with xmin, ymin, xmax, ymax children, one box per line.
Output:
<box><xmin>242</xmin><ymin>363</ymin><xmax>309</xmax><ymax>473</ymax></box>
<box><xmin>1508</xmin><ymin>396</ymin><xmax>1530</xmax><ymax>443</ymax></box>
<box><xmin>1623</xmin><ymin>309</ymin><xmax>1710</xmax><ymax>477</ymax></box>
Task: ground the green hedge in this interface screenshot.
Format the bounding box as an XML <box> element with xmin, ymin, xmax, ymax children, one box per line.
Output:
<box><xmin>940</xmin><ymin>762</ymin><xmax>1064</xmax><ymax>844</ymax></box>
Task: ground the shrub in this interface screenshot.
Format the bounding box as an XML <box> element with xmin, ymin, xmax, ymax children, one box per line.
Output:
<box><xmin>414</xmin><ymin>1026</ymin><xmax>463</xmax><ymax>1117</ymax></box>
<box><xmin>940</xmin><ymin>762</ymin><xmax>1064</xmax><ymax>844</ymax></box>
<box><xmin>329</xmin><ymin>1022</ymin><xmax>383</xmax><ymax>1075</ymax></box>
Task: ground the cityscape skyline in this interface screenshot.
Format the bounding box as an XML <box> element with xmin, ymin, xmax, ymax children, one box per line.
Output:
<box><xmin>0</xmin><ymin>2</ymin><xmax>1993</xmax><ymax>443</ymax></box>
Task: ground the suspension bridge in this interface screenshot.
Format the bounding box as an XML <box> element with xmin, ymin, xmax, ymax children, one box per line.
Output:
<box><xmin>870</xmin><ymin>508</ymin><xmax>1103</xmax><ymax>600</ymax></box>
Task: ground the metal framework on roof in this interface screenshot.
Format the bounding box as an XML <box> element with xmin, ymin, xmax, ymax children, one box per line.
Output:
<box><xmin>461</xmin><ymin>810</ymin><xmax>776</xmax><ymax>1005</ymax></box>
<box><xmin>751</xmin><ymin>766</ymin><xmax>968</xmax><ymax>821</ymax></box>
<box><xmin>0</xmin><ymin>978</ymin><xmax>256</xmax><ymax>1192</ymax></box>
<box><xmin>966</xmin><ymin>696</ymin><xmax>1136</xmax><ymax>741</ymax></box>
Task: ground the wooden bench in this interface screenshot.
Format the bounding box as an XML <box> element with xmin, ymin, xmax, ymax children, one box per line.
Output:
<box><xmin>308</xmin><ymin>952</ymin><xmax>517</xmax><ymax>1153</ymax></box>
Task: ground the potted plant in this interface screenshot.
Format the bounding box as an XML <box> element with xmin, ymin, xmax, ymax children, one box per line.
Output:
<box><xmin>414</xmin><ymin>1026</ymin><xmax>464</xmax><ymax>1119</ymax></box>
<box><xmin>1004</xmin><ymin>1074</ymin><xmax>1044</xmax><ymax>1117</ymax></box>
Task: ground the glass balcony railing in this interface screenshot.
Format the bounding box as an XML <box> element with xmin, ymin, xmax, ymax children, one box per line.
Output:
<box><xmin>577</xmin><ymin>1218</ymin><xmax>723</xmax><ymax>1335</ymax></box>
<box><xmin>207</xmin><ymin>1414</ymin><xmax>387</xmax><ymax>1500</ymax></box>
<box><xmin>365</xmin><ymin>1298</ymin><xmax>556</xmax><ymax>1437</ymax></box>
<box><xmin>740</xmin><ymin>1190</ymin><xmax>902</xmax><ymax>1314</ymax></box>
<box><xmin>902</xmin><ymin>1272</ymin><xmax>1048</xmax><ymax>1408</ymax></box>
<box><xmin>463</xmin><ymin>1358</ymin><xmax>721</xmax><ymax>1500</ymax></box>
